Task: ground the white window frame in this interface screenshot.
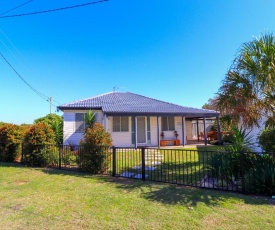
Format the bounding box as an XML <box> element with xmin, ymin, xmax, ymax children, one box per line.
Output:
<box><xmin>161</xmin><ymin>116</ymin><xmax>175</xmax><ymax>131</ymax></box>
<box><xmin>113</xmin><ymin>116</ymin><xmax>129</xmax><ymax>132</ymax></box>
<box><xmin>75</xmin><ymin>113</ymin><xmax>85</xmax><ymax>133</ymax></box>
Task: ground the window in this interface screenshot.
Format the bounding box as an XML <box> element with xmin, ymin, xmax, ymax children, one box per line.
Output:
<box><xmin>161</xmin><ymin>116</ymin><xmax>175</xmax><ymax>131</ymax></box>
<box><xmin>75</xmin><ymin>113</ymin><xmax>85</xmax><ymax>133</ymax></box>
<box><xmin>113</xmin><ymin>116</ymin><xmax>129</xmax><ymax>132</ymax></box>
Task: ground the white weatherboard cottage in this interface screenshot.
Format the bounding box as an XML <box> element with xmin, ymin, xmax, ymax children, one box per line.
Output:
<box><xmin>57</xmin><ymin>92</ymin><xmax>220</xmax><ymax>147</ymax></box>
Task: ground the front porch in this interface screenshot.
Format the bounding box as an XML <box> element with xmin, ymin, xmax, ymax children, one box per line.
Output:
<box><xmin>158</xmin><ymin>140</ymin><xmax>215</xmax><ymax>149</ymax></box>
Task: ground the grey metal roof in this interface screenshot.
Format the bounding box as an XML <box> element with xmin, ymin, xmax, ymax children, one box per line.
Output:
<box><xmin>57</xmin><ymin>92</ymin><xmax>219</xmax><ymax>118</ymax></box>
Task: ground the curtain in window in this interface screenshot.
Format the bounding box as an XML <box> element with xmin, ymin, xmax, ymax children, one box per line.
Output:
<box><xmin>120</xmin><ymin>117</ymin><xmax>129</xmax><ymax>131</ymax></box>
<box><xmin>113</xmin><ymin>117</ymin><xmax>120</xmax><ymax>132</ymax></box>
<box><xmin>75</xmin><ymin>113</ymin><xmax>85</xmax><ymax>133</ymax></box>
<box><xmin>168</xmin><ymin>117</ymin><xmax>175</xmax><ymax>130</ymax></box>
<box><xmin>113</xmin><ymin>116</ymin><xmax>129</xmax><ymax>132</ymax></box>
<box><xmin>161</xmin><ymin>116</ymin><xmax>175</xmax><ymax>131</ymax></box>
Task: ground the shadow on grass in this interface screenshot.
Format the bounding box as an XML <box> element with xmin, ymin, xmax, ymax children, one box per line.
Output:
<box><xmin>96</xmin><ymin>176</ymin><xmax>273</xmax><ymax>207</ymax></box>
<box><xmin>0</xmin><ymin>162</ymin><xmax>94</xmax><ymax>178</ymax></box>
<box><xmin>0</xmin><ymin>162</ymin><xmax>27</xmax><ymax>168</ymax></box>
<box><xmin>1</xmin><ymin>162</ymin><xmax>273</xmax><ymax>207</ymax></box>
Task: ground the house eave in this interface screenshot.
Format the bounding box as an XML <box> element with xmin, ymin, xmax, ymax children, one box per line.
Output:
<box><xmin>57</xmin><ymin>107</ymin><xmax>219</xmax><ymax>118</ymax></box>
<box><xmin>57</xmin><ymin>106</ymin><xmax>102</xmax><ymax>111</ymax></box>
<box><xmin>104</xmin><ymin>112</ymin><xmax>219</xmax><ymax>118</ymax></box>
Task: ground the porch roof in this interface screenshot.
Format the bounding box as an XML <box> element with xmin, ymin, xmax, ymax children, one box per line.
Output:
<box><xmin>57</xmin><ymin>92</ymin><xmax>219</xmax><ymax>118</ymax></box>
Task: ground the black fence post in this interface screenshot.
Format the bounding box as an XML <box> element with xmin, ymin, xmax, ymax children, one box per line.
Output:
<box><xmin>58</xmin><ymin>145</ymin><xmax>62</xmax><ymax>169</ymax></box>
<box><xmin>240</xmin><ymin>151</ymin><xmax>245</xmax><ymax>193</ymax></box>
<box><xmin>112</xmin><ymin>147</ymin><xmax>116</xmax><ymax>177</ymax></box>
<box><xmin>141</xmin><ymin>147</ymin><xmax>146</xmax><ymax>181</ymax></box>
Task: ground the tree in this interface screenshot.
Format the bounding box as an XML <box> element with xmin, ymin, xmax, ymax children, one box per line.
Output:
<box><xmin>202</xmin><ymin>98</ymin><xmax>218</xmax><ymax>110</ymax></box>
<box><xmin>34</xmin><ymin>114</ymin><xmax>63</xmax><ymax>145</ymax></box>
<box><xmin>0</xmin><ymin>124</ymin><xmax>24</xmax><ymax>162</ymax></box>
<box><xmin>84</xmin><ymin>110</ymin><xmax>97</xmax><ymax>131</ymax></box>
<box><xmin>216</xmin><ymin>33</ymin><xmax>275</xmax><ymax>129</ymax></box>
<box><xmin>78</xmin><ymin>123</ymin><xmax>112</xmax><ymax>174</ymax></box>
<box><xmin>23</xmin><ymin>123</ymin><xmax>56</xmax><ymax>166</ymax></box>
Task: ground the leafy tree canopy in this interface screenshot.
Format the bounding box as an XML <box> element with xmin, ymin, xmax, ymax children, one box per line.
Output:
<box><xmin>216</xmin><ymin>33</ymin><xmax>275</xmax><ymax>129</ymax></box>
<box><xmin>34</xmin><ymin>114</ymin><xmax>63</xmax><ymax>145</ymax></box>
<box><xmin>202</xmin><ymin>98</ymin><xmax>218</xmax><ymax>111</ymax></box>
<box><xmin>84</xmin><ymin>110</ymin><xmax>97</xmax><ymax>131</ymax></box>
<box><xmin>34</xmin><ymin>114</ymin><xmax>63</xmax><ymax>126</ymax></box>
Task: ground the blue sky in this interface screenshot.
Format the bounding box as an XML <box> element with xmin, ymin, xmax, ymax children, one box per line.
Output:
<box><xmin>1</xmin><ymin>0</ymin><xmax>275</xmax><ymax>124</ymax></box>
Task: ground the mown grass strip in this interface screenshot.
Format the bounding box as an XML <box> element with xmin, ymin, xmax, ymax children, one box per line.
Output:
<box><xmin>0</xmin><ymin>163</ymin><xmax>274</xmax><ymax>229</ymax></box>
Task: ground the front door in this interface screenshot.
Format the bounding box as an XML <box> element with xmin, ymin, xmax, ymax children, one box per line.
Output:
<box><xmin>137</xmin><ymin>117</ymin><xmax>146</xmax><ymax>144</ymax></box>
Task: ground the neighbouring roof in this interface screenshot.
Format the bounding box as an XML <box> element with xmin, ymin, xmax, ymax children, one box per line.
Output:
<box><xmin>57</xmin><ymin>92</ymin><xmax>219</xmax><ymax>118</ymax></box>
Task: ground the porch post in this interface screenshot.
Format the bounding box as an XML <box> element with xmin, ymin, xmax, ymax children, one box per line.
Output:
<box><xmin>217</xmin><ymin>116</ymin><xmax>222</xmax><ymax>145</ymax></box>
<box><xmin>134</xmin><ymin>116</ymin><xmax>137</xmax><ymax>148</ymax></box>
<box><xmin>182</xmin><ymin>116</ymin><xmax>185</xmax><ymax>146</ymax></box>
<box><xmin>197</xmin><ymin>118</ymin><xmax>200</xmax><ymax>142</ymax></box>
<box><xmin>104</xmin><ymin>114</ymin><xmax>108</xmax><ymax>130</ymax></box>
<box><xmin>157</xmin><ymin>116</ymin><xmax>160</xmax><ymax>148</ymax></box>
<box><xmin>203</xmin><ymin>117</ymin><xmax>207</xmax><ymax>145</ymax></box>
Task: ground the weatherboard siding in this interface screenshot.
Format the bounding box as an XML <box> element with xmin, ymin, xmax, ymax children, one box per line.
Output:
<box><xmin>240</xmin><ymin>117</ymin><xmax>265</xmax><ymax>152</ymax></box>
<box><xmin>63</xmin><ymin>112</ymin><xmax>82</xmax><ymax>145</ymax></box>
<box><xmin>107</xmin><ymin>116</ymin><xmax>132</xmax><ymax>147</ymax></box>
<box><xmin>159</xmin><ymin>116</ymin><xmax>184</xmax><ymax>145</ymax></box>
<box><xmin>63</xmin><ymin>111</ymin><xmax>190</xmax><ymax>147</ymax></box>
<box><xmin>63</xmin><ymin>110</ymin><xmax>103</xmax><ymax>145</ymax></box>
<box><xmin>107</xmin><ymin>116</ymin><xmax>160</xmax><ymax>147</ymax></box>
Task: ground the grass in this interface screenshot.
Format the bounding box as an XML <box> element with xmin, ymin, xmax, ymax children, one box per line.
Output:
<box><xmin>114</xmin><ymin>146</ymin><xmax>226</xmax><ymax>186</ymax></box>
<box><xmin>0</xmin><ymin>162</ymin><xmax>275</xmax><ymax>229</ymax></box>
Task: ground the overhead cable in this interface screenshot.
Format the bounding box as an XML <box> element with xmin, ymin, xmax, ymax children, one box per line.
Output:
<box><xmin>0</xmin><ymin>0</ymin><xmax>109</xmax><ymax>19</ymax></box>
<box><xmin>0</xmin><ymin>0</ymin><xmax>34</xmax><ymax>16</ymax></box>
<box><xmin>0</xmin><ymin>51</ymin><xmax>57</xmax><ymax>107</ymax></box>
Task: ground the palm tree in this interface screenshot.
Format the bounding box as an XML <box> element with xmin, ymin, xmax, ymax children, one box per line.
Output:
<box><xmin>85</xmin><ymin>110</ymin><xmax>97</xmax><ymax>131</ymax></box>
<box><xmin>216</xmin><ymin>33</ymin><xmax>275</xmax><ymax>129</ymax></box>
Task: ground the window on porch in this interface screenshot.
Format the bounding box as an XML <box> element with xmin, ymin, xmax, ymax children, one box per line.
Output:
<box><xmin>161</xmin><ymin>116</ymin><xmax>175</xmax><ymax>131</ymax></box>
<box><xmin>113</xmin><ymin>116</ymin><xmax>129</xmax><ymax>132</ymax></box>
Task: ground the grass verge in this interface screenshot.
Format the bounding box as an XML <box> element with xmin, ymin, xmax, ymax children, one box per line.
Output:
<box><xmin>0</xmin><ymin>163</ymin><xmax>274</xmax><ymax>229</ymax></box>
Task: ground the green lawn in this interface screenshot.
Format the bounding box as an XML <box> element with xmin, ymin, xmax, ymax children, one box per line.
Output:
<box><xmin>114</xmin><ymin>147</ymin><xmax>225</xmax><ymax>186</ymax></box>
<box><xmin>0</xmin><ymin>163</ymin><xmax>274</xmax><ymax>229</ymax></box>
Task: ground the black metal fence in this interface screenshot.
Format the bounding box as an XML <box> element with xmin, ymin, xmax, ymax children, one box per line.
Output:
<box><xmin>112</xmin><ymin>147</ymin><xmax>275</xmax><ymax>196</ymax></box>
<box><xmin>20</xmin><ymin>144</ymin><xmax>112</xmax><ymax>174</ymax></box>
<box><xmin>1</xmin><ymin>144</ymin><xmax>275</xmax><ymax>195</ymax></box>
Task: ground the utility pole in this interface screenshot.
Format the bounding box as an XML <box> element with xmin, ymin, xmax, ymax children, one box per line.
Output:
<box><xmin>50</xmin><ymin>97</ymin><xmax>52</xmax><ymax>114</ymax></box>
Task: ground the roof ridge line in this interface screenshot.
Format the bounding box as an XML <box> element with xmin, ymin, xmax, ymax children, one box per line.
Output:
<box><xmin>126</xmin><ymin>92</ymin><xmax>217</xmax><ymax>112</ymax></box>
<box><xmin>61</xmin><ymin>91</ymin><xmax>116</xmax><ymax>105</ymax></box>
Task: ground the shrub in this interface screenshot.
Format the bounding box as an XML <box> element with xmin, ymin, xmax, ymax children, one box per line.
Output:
<box><xmin>210</xmin><ymin>151</ymin><xmax>241</xmax><ymax>182</ymax></box>
<box><xmin>245</xmin><ymin>153</ymin><xmax>275</xmax><ymax>195</ymax></box>
<box><xmin>224</xmin><ymin>127</ymin><xmax>254</xmax><ymax>153</ymax></box>
<box><xmin>0</xmin><ymin>124</ymin><xmax>23</xmax><ymax>162</ymax></box>
<box><xmin>221</xmin><ymin>132</ymin><xmax>233</xmax><ymax>143</ymax></box>
<box><xmin>23</xmin><ymin>123</ymin><xmax>56</xmax><ymax>166</ymax></box>
<box><xmin>210</xmin><ymin>151</ymin><xmax>257</xmax><ymax>187</ymax></box>
<box><xmin>78</xmin><ymin>123</ymin><xmax>112</xmax><ymax>173</ymax></box>
<box><xmin>34</xmin><ymin>114</ymin><xmax>63</xmax><ymax>145</ymax></box>
<box><xmin>258</xmin><ymin>129</ymin><xmax>275</xmax><ymax>152</ymax></box>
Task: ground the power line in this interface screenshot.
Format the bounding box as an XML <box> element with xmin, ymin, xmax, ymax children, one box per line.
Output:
<box><xmin>0</xmin><ymin>0</ymin><xmax>34</xmax><ymax>16</ymax></box>
<box><xmin>0</xmin><ymin>51</ymin><xmax>58</xmax><ymax>108</ymax></box>
<box><xmin>0</xmin><ymin>0</ymin><xmax>109</xmax><ymax>19</ymax></box>
<box><xmin>0</xmin><ymin>27</ymin><xmax>64</xmax><ymax>107</ymax></box>
<box><xmin>0</xmin><ymin>28</ymin><xmax>29</xmax><ymax>69</ymax></box>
